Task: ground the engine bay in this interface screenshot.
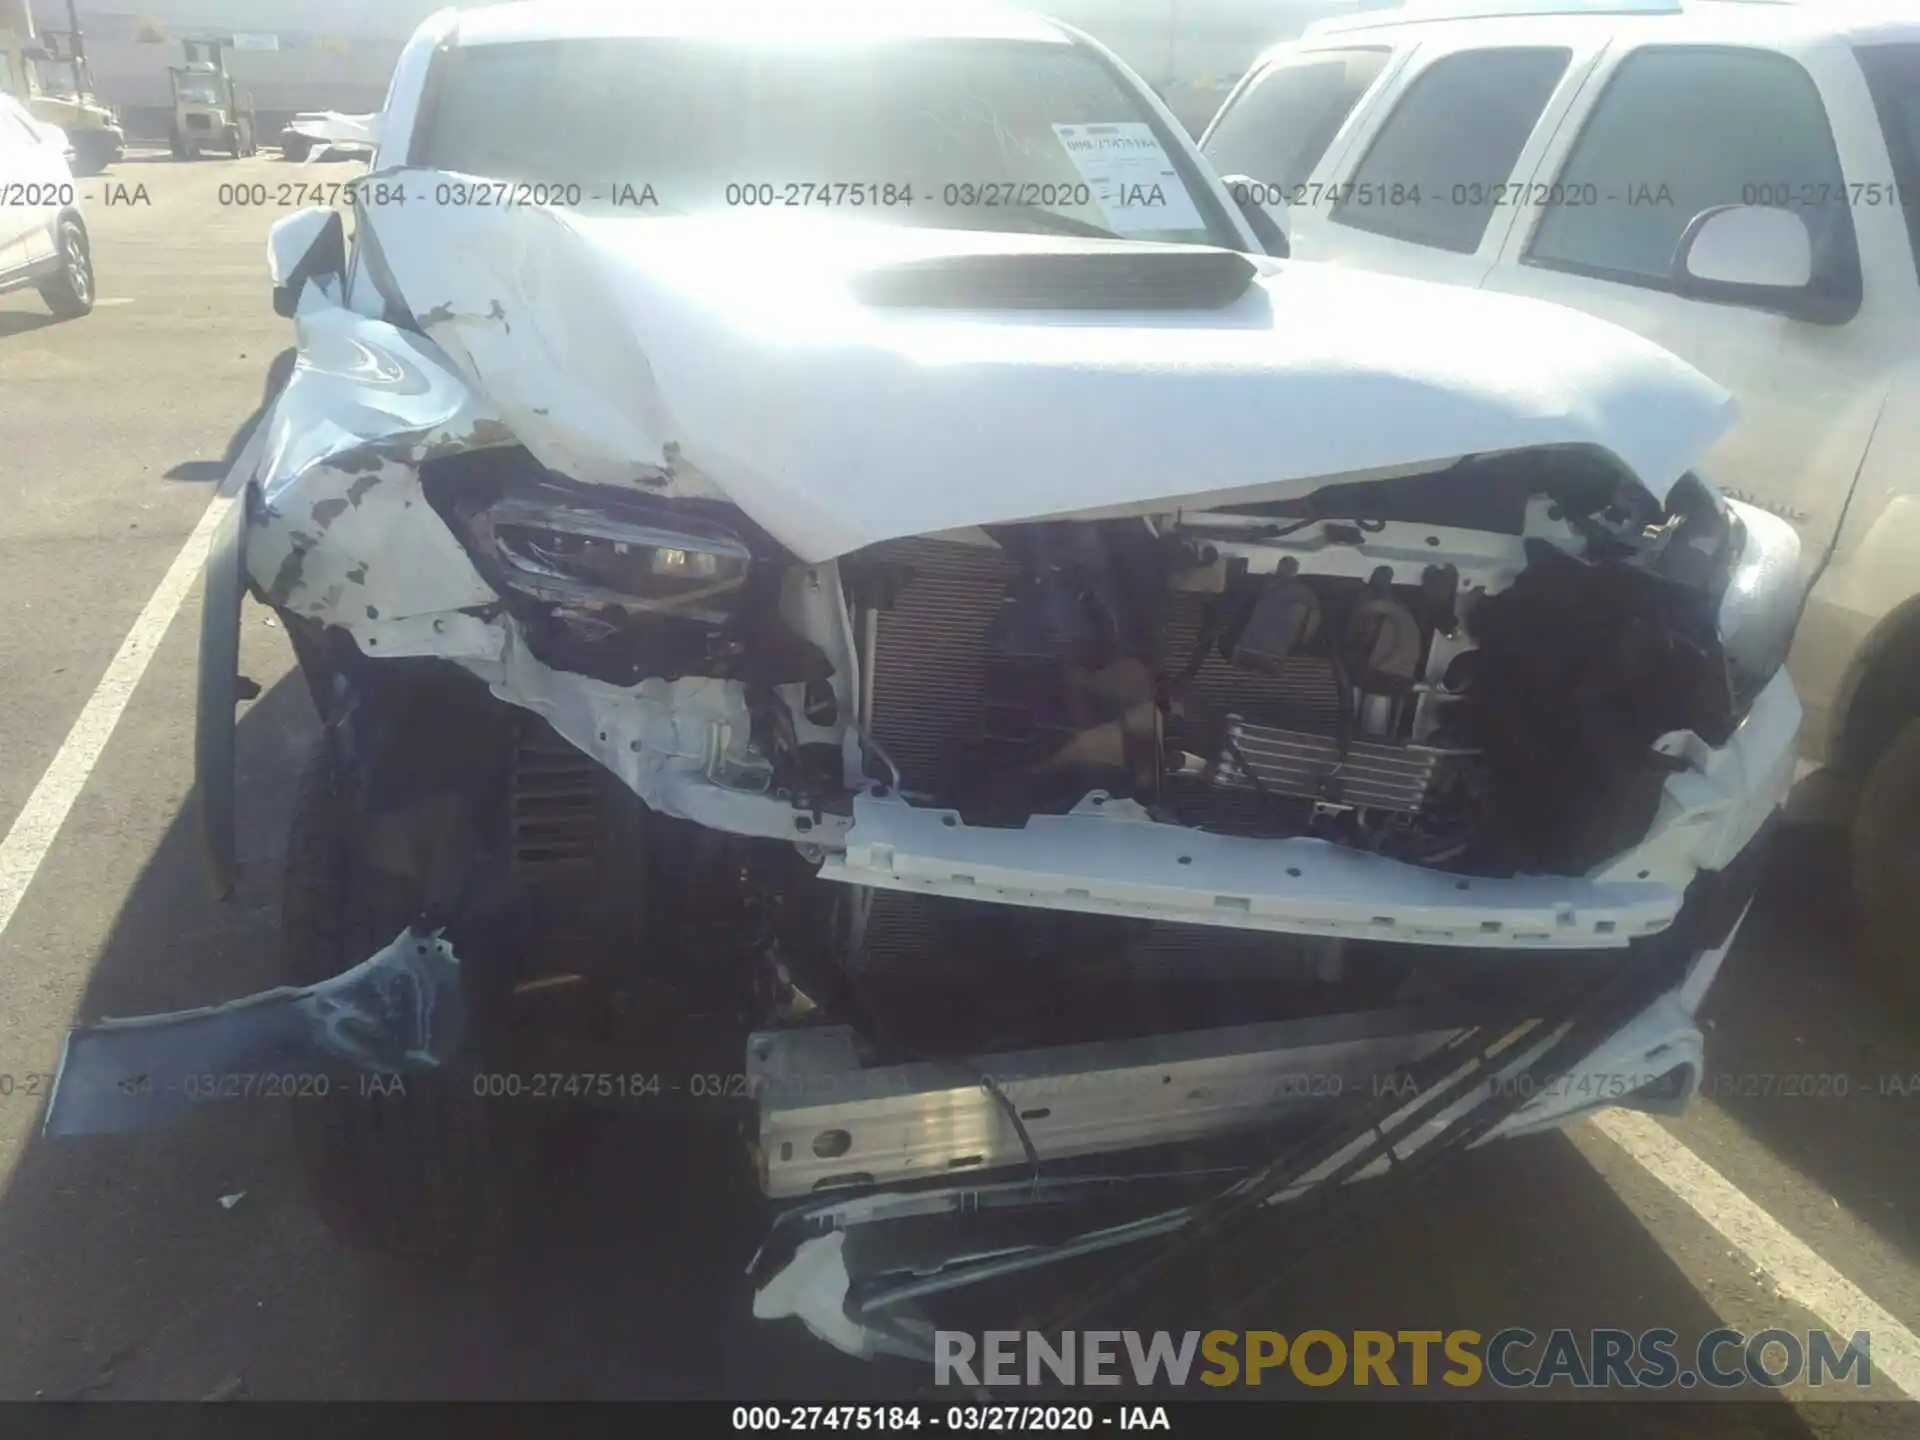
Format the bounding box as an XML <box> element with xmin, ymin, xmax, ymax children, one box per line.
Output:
<box><xmin>846</xmin><ymin>481</ymin><xmax>1737</xmax><ymax>878</ymax></box>
<box><xmin>420</xmin><ymin>445</ymin><xmax>1744</xmax><ymax>883</ymax></box>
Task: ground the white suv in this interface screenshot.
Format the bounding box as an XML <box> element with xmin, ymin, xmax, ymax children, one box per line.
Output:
<box><xmin>1203</xmin><ymin>0</ymin><xmax>1920</xmax><ymax>995</ymax></box>
<box><xmin>0</xmin><ymin>92</ymin><xmax>93</xmax><ymax>319</ymax></box>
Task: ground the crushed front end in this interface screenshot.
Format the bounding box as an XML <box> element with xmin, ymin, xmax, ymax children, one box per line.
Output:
<box><xmin>45</xmin><ymin>202</ymin><xmax>1801</xmax><ymax>1362</ymax></box>
<box><xmin>732</xmin><ymin>479</ymin><xmax>1795</xmax><ymax>1357</ymax></box>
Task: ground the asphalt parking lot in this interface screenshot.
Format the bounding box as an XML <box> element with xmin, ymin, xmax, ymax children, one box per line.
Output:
<box><xmin>1</xmin><ymin>150</ymin><xmax>1918</xmax><ymax>1424</ymax></box>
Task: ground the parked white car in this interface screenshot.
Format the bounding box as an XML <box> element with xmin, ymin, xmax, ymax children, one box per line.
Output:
<box><xmin>1202</xmin><ymin>0</ymin><xmax>1920</xmax><ymax>996</ymax></box>
<box><xmin>0</xmin><ymin>92</ymin><xmax>93</xmax><ymax>318</ymax></box>
<box><xmin>45</xmin><ymin>0</ymin><xmax>1800</xmax><ymax>1361</ymax></box>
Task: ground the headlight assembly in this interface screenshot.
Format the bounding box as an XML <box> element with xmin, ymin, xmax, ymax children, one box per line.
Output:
<box><xmin>1716</xmin><ymin>500</ymin><xmax>1802</xmax><ymax>710</ymax></box>
<box><xmin>467</xmin><ymin>493</ymin><xmax>753</xmax><ymax>624</ymax></box>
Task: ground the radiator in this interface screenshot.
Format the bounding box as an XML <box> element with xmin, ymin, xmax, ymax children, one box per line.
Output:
<box><xmin>863</xmin><ymin>536</ymin><xmax>1344</xmax><ymax>791</ymax></box>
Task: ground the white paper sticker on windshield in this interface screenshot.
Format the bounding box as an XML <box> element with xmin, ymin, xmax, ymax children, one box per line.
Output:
<box><xmin>1051</xmin><ymin>122</ymin><xmax>1206</xmax><ymax>235</ymax></box>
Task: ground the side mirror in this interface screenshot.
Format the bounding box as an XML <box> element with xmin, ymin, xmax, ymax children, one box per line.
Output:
<box><xmin>1671</xmin><ymin>204</ymin><xmax>1840</xmax><ymax>322</ymax></box>
<box><xmin>267</xmin><ymin>207</ymin><xmax>345</xmax><ymax>318</ymax></box>
<box><xmin>1219</xmin><ymin>174</ymin><xmax>1290</xmax><ymax>259</ymax></box>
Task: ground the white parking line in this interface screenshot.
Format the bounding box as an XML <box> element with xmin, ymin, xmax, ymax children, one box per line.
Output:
<box><xmin>1595</xmin><ymin>1109</ymin><xmax>1920</xmax><ymax>1399</ymax></box>
<box><xmin>0</xmin><ymin>492</ymin><xmax>235</xmax><ymax>943</ymax></box>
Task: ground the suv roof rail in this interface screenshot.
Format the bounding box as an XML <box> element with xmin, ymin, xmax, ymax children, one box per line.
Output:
<box><xmin>1308</xmin><ymin>0</ymin><xmax>1683</xmax><ymax>35</ymax></box>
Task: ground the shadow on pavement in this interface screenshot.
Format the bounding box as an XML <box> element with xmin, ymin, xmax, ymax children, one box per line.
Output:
<box><xmin>1690</xmin><ymin>828</ymin><xmax>1920</xmax><ymax>1270</ymax></box>
<box><xmin>0</xmin><ymin>309</ymin><xmax>62</xmax><ymax>338</ymax></box>
<box><xmin>160</xmin><ymin>348</ymin><xmax>295</xmax><ymax>486</ymax></box>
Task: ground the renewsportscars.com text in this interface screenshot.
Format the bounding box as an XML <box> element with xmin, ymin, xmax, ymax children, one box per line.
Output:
<box><xmin>934</xmin><ymin>1328</ymin><xmax>1874</xmax><ymax>1391</ymax></box>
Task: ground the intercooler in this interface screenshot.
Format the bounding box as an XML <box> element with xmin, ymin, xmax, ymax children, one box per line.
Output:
<box><xmin>862</xmin><ymin>536</ymin><xmax>1347</xmax><ymax>791</ymax></box>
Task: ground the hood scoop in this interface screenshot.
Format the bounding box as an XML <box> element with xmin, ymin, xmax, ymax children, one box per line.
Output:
<box><xmin>848</xmin><ymin>244</ymin><xmax>1258</xmax><ymax>312</ymax></box>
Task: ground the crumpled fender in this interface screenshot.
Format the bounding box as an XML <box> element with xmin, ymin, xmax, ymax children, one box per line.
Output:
<box><xmin>196</xmin><ymin>311</ymin><xmax>517</xmax><ymax>896</ymax></box>
<box><xmin>242</xmin><ymin>307</ymin><xmax>512</xmax><ymax>626</ymax></box>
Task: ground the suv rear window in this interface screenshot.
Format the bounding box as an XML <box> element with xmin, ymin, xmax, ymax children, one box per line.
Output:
<box><xmin>1201</xmin><ymin>48</ymin><xmax>1389</xmax><ymax>196</ymax></box>
<box><xmin>1528</xmin><ymin>46</ymin><xmax>1862</xmax><ymax>312</ymax></box>
<box><xmin>1331</xmin><ymin>47</ymin><xmax>1570</xmax><ymax>253</ymax></box>
<box><xmin>1855</xmin><ymin>43</ymin><xmax>1920</xmax><ymax>282</ymax></box>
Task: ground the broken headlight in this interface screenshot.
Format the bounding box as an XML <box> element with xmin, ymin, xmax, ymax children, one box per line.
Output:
<box><xmin>466</xmin><ymin>494</ymin><xmax>753</xmax><ymax>625</ymax></box>
<box><xmin>1716</xmin><ymin>500</ymin><xmax>1802</xmax><ymax>711</ymax></box>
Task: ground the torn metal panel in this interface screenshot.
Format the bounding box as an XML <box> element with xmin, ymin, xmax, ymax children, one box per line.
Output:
<box><xmin>43</xmin><ymin>929</ymin><xmax>464</xmax><ymax>1138</ymax></box>
<box><xmin>446</xmin><ymin>620</ymin><xmax>844</xmax><ymax>843</ymax></box>
<box><xmin>356</xmin><ymin>178</ymin><xmax>1739</xmax><ymax>563</ymax></box>
<box><xmin>752</xmin><ymin>1233</ymin><xmax>936</xmax><ymax>1363</ymax></box>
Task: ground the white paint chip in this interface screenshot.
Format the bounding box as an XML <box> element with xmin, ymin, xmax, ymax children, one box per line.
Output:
<box><xmin>1594</xmin><ymin>1110</ymin><xmax>1920</xmax><ymax>1400</ymax></box>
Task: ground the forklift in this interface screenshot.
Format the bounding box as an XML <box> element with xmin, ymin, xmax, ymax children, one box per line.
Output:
<box><xmin>168</xmin><ymin>38</ymin><xmax>256</xmax><ymax>160</ymax></box>
<box><xmin>0</xmin><ymin>0</ymin><xmax>124</xmax><ymax>174</ymax></box>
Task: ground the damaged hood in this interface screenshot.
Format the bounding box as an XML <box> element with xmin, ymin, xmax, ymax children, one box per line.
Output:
<box><xmin>362</xmin><ymin>180</ymin><xmax>1737</xmax><ymax>562</ymax></box>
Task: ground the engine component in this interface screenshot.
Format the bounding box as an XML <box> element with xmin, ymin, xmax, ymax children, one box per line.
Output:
<box><xmin>1231</xmin><ymin>578</ymin><xmax>1322</xmax><ymax>674</ymax></box>
<box><xmin>1212</xmin><ymin>716</ymin><xmax>1442</xmax><ymax>814</ymax></box>
<box><xmin>859</xmin><ymin>534</ymin><xmax>1480</xmax><ymax>851</ymax></box>
<box><xmin>1463</xmin><ymin>540</ymin><xmax>1735</xmax><ymax>873</ymax></box>
<box><xmin>1339</xmin><ymin>583</ymin><xmax>1423</xmax><ymax>692</ymax></box>
<box><xmin>866</xmin><ymin>538</ymin><xmax>1348</xmax><ymax>792</ymax></box>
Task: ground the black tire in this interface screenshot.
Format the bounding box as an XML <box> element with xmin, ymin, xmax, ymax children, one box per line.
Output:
<box><xmin>225</xmin><ymin>124</ymin><xmax>242</xmax><ymax>159</ymax></box>
<box><xmin>282</xmin><ymin>744</ymin><xmax>528</xmax><ymax>1256</ymax></box>
<box><xmin>37</xmin><ymin>216</ymin><xmax>94</xmax><ymax>320</ymax></box>
<box><xmin>169</xmin><ymin>129</ymin><xmax>186</xmax><ymax>160</ymax></box>
<box><xmin>282</xmin><ymin>134</ymin><xmax>312</xmax><ymax>163</ymax></box>
<box><xmin>69</xmin><ymin>133</ymin><xmax>112</xmax><ymax>177</ymax></box>
<box><xmin>1851</xmin><ymin>716</ymin><xmax>1920</xmax><ymax>1010</ymax></box>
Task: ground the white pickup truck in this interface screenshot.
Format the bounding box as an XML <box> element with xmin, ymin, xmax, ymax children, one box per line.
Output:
<box><xmin>1203</xmin><ymin>0</ymin><xmax>1920</xmax><ymax>998</ymax></box>
<box><xmin>45</xmin><ymin>0</ymin><xmax>1804</xmax><ymax>1363</ymax></box>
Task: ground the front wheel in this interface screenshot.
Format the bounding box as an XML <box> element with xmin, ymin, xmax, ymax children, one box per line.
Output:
<box><xmin>38</xmin><ymin>216</ymin><xmax>94</xmax><ymax>320</ymax></box>
<box><xmin>281</xmin><ymin>743</ymin><xmax>527</xmax><ymax>1256</ymax></box>
<box><xmin>1851</xmin><ymin>716</ymin><xmax>1920</xmax><ymax>1010</ymax></box>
